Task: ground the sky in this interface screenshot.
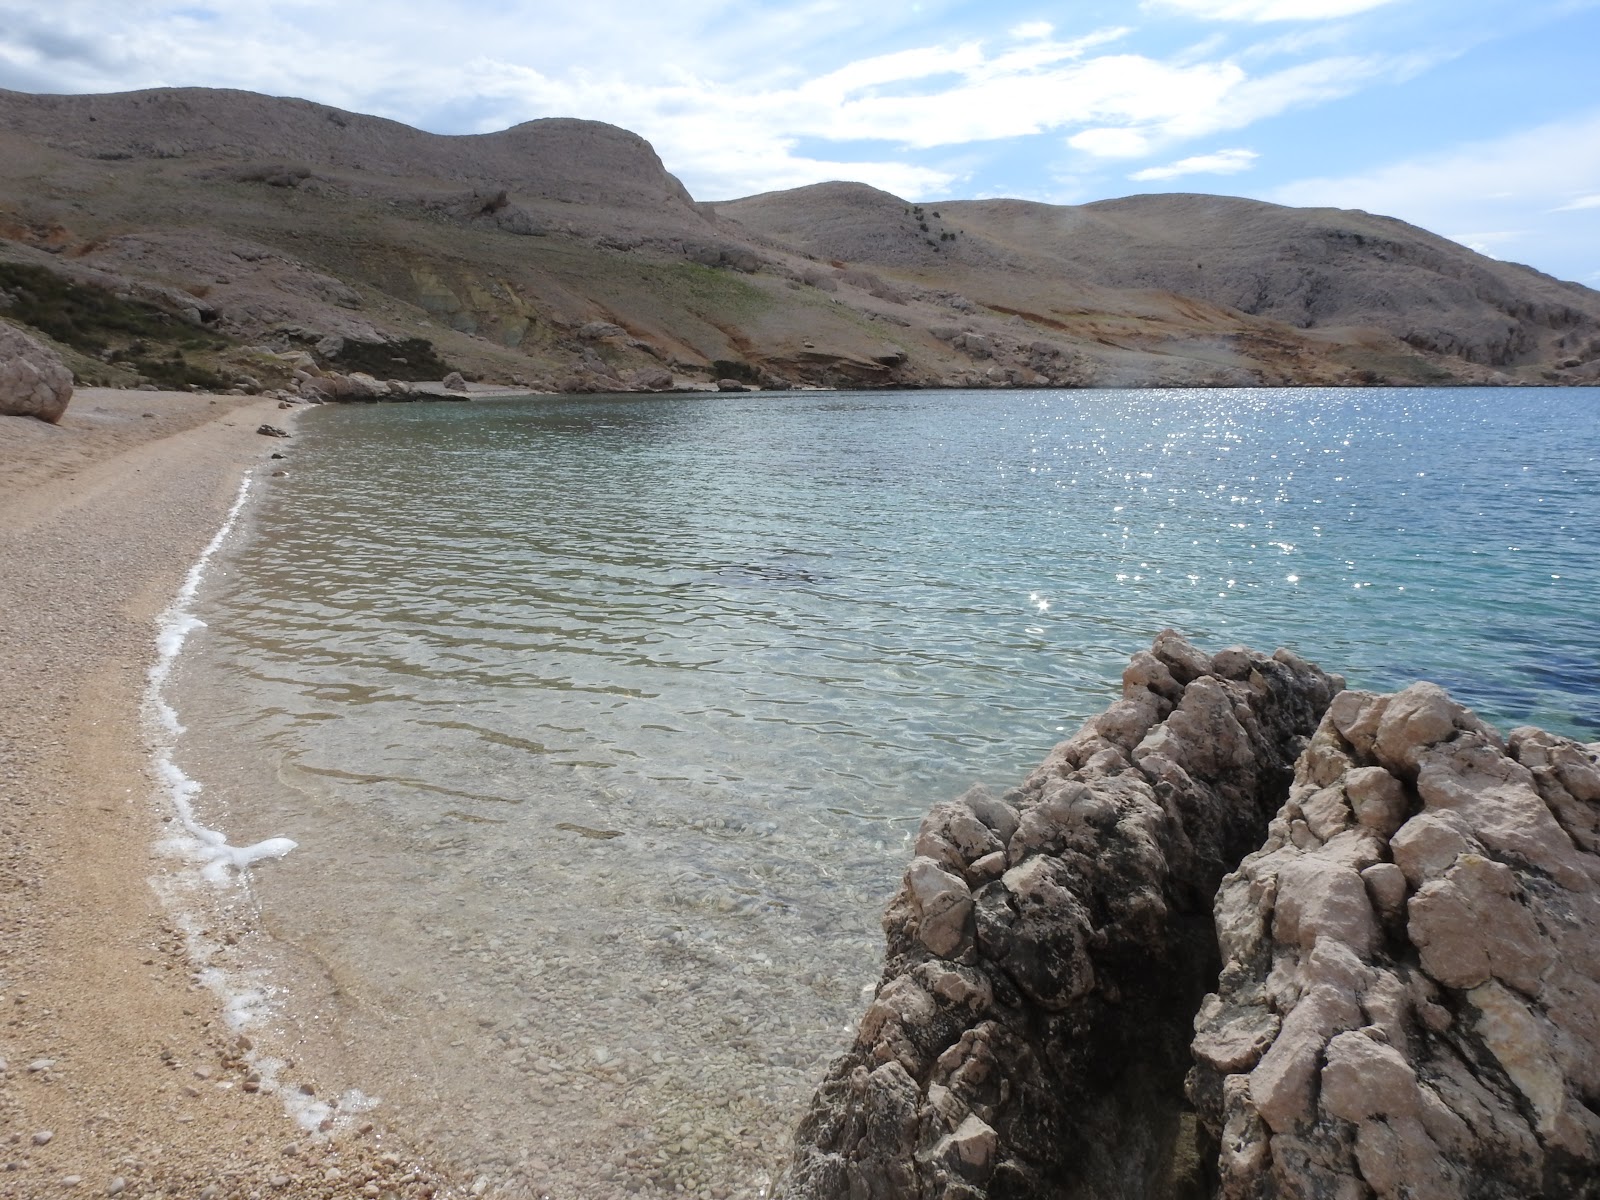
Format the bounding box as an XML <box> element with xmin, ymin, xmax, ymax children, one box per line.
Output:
<box><xmin>2</xmin><ymin>0</ymin><xmax>1598</xmax><ymax>285</ymax></box>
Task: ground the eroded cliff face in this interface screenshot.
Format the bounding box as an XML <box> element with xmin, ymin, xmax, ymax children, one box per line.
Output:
<box><xmin>777</xmin><ymin>645</ymin><xmax>1600</xmax><ymax>1200</ymax></box>
<box><xmin>777</xmin><ymin>632</ymin><xmax>1343</xmax><ymax>1199</ymax></box>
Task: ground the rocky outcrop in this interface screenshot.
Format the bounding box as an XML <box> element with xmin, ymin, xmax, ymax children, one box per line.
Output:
<box><xmin>0</xmin><ymin>322</ymin><xmax>73</xmax><ymax>422</ymax></box>
<box><xmin>778</xmin><ymin>632</ymin><xmax>1343</xmax><ymax>1199</ymax></box>
<box><xmin>1189</xmin><ymin>683</ymin><xmax>1600</xmax><ymax>1199</ymax></box>
<box><xmin>780</xmin><ymin>651</ymin><xmax>1600</xmax><ymax>1200</ymax></box>
<box><xmin>296</xmin><ymin>369</ymin><xmax>387</xmax><ymax>402</ymax></box>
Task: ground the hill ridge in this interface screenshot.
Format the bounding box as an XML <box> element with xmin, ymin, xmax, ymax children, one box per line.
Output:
<box><xmin>2</xmin><ymin>85</ymin><xmax>1597</xmax><ymax>392</ymax></box>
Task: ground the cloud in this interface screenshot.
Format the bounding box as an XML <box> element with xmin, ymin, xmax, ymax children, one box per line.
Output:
<box><xmin>1445</xmin><ymin>231</ymin><xmax>1528</xmax><ymax>258</ymax></box>
<box><xmin>1130</xmin><ymin>147</ymin><xmax>1258</xmax><ymax>180</ymax></box>
<box><xmin>1070</xmin><ymin>128</ymin><xmax>1155</xmax><ymax>158</ymax></box>
<box><xmin>1010</xmin><ymin>21</ymin><xmax>1055</xmax><ymax>39</ymax></box>
<box><xmin>1147</xmin><ymin>0</ymin><xmax>1400</xmax><ymax>20</ymax></box>
<box><xmin>1270</xmin><ymin>110</ymin><xmax>1600</xmax><ymax>279</ymax></box>
<box><xmin>1272</xmin><ymin>110</ymin><xmax>1600</xmax><ymax>219</ymax></box>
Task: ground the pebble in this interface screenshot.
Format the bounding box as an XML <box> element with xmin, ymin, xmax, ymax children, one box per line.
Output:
<box><xmin>107</xmin><ymin>1178</ymin><xmax>126</xmax><ymax>1196</ymax></box>
<box><xmin>61</xmin><ymin>1175</ymin><xmax>82</xmax><ymax>1187</ymax></box>
<box><xmin>270</xmin><ymin>1173</ymin><xmax>291</xmax><ymax>1188</ymax></box>
<box><xmin>33</xmin><ymin>1131</ymin><xmax>53</xmax><ymax>1146</ymax></box>
<box><xmin>28</xmin><ymin>1058</ymin><xmax>55</xmax><ymax>1073</ymax></box>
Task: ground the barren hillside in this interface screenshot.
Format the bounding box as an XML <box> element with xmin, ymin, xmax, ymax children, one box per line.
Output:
<box><xmin>3</xmin><ymin>85</ymin><xmax>1597</xmax><ymax>393</ymax></box>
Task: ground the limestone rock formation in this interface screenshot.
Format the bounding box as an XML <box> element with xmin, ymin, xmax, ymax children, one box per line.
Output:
<box><xmin>1189</xmin><ymin>683</ymin><xmax>1600</xmax><ymax>1199</ymax></box>
<box><xmin>297</xmin><ymin>370</ymin><xmax>386</xmax><ymax>402</ymax></box>
<box><xmin>0</xmin><ymin>322</ymin><xmax>73</xmax><ymax>422</ymax></box>
<box><xmin>777</xmin><ymin>632</ymin><xmax>1343</xmax><ymax>1199</ymax></box>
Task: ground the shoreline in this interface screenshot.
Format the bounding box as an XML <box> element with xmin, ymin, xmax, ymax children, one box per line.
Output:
<box><xmin>0</xmin><ymin>390</ymin><xmax>445</xmax><ymax>1198</ymax></box>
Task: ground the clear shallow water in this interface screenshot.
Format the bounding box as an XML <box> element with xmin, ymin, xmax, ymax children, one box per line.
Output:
<box><xmin>171</xmin><ymin>387</ymin><xmax>1600</xmax><ymax>1197</ymax></box>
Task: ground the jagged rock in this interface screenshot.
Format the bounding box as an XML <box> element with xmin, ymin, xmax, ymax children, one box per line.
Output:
<box><xmin>0</xmin><ymin>322</ymin><xmax>73</xmax><ymax>423</ymax></box>
<box><xmin>577</xmin><ymin>320</ymin><xmax>626</xmax><ymax>340</ymax></box>
<box><xmin>778</xmin><ymin>633</ymin><xmax>1342</xmax><ymax>1200</ymax></box>
<box><xmin>1189</xmin><ymin>684</ymin><xmax>1600</xmax><ymax>1199</ymax></box>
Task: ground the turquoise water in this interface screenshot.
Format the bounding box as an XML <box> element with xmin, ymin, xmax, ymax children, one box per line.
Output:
<box><xmin>171</xmin><ymin>386</ymin><xmax>1599</xmax><ymax>1197</ymax></box>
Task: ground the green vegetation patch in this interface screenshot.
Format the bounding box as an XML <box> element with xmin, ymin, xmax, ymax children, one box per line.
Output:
<box><xmin>0</xmin><ymin>260</ymin><xmax>232</xmax><ymax>388</ymax></box>
<box><xmin>323</xmin><ymin>336</ymin><xmax>455</xmax><ymax>382</ymax></box>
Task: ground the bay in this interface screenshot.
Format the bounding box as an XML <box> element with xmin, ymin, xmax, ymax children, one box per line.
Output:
<box><xmin>166</xmin><ymin>386</ymin><xmax>1600</xmax><ymax>1197</ymax></box>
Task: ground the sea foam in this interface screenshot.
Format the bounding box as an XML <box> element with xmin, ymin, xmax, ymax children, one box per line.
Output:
<box><xmin>140</xmin><ymin>471</ymin><xmax>364</xmax><ymax>1131</ymax></box>
<box><xmin>145</xmin><ymin>473</ymin><xmax>298</xmax><ymax>882</ymax></box>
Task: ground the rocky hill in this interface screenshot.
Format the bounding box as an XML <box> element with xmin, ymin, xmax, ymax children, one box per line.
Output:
<box><xmin>3</xmin><ymin>85</ymin><xmax>1598</xmax><ymax>394</ymax></box>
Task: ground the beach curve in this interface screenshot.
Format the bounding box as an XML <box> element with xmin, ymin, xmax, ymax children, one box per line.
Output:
<box><xmin>0</xmin><ymin>389</ymin><xmax>447</xmax><ymax>1198</ymax></box>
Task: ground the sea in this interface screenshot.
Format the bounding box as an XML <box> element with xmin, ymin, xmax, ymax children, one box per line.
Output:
<box><xmin>156</xmin><ymin>386</ymin><xmax>1600</xmax><ymax>1199</ymax></box>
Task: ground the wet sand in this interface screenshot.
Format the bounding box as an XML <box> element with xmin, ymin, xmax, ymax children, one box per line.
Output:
<box><xmin>0</xmin><ymin>390</ymin><xmax>448</xmax><ymax>1198</ymax></box>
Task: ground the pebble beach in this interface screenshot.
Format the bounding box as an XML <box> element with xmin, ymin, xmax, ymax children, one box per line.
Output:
<box><xmin>0</xmin><ymin>389</ymin><xmax>451</xmax><ymax>1199</ymax></box>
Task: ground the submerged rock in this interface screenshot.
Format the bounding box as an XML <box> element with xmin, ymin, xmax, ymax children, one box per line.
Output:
<box><xmin>777</xmin><ymin>632</ymin><xmax>1342</xmax><ymax>1200</ymax></box>
<box><xmin>1191</xmin><ymin>685</ymin><xmax>1600</xmax><ymax>1199</ymax></box>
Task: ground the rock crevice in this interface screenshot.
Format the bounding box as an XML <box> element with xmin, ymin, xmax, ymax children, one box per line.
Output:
<box><xmin>778</xmin><ymin>632</ymin><xmax>1342</xmax><ymax>1199</ymax></box>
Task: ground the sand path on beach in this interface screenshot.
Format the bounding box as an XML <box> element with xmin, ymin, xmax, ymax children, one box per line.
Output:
<box><xmin>0</xmin><ymin>390</ymin><xmax>445</xmax><ymax>1199</ymax></box>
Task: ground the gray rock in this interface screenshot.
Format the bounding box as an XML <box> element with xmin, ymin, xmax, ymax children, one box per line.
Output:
<box><xmin>0</xmin><ymin>323</ymin><xmax>73</xmax><ymax>423</ymax></box>
<box><xmin>777</xmin><ymin>632</ymin><xmax>1341</xmax><ymax>1200</ymax></box>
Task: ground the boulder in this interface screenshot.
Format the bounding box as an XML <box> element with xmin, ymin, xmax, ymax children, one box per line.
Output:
<box><xmin>777</xmin><ymin>633</ymin><xmax>1343</xmax><ymax>1200</ymax></box>
<box><xmin>442</xmin><ymin>371</ymin><xmax>468</xmax><ymax>391</ymax></box>
<box><xmin>621</xmin><ymin>366</ymin><xmax>674</xmax><ymax>392</ymax></box>
<box><xmin>297</xmin><ymin>371</ymin><xmax>385</xmax><ymax>402</ymax></box>
<box><xmin>0</xmin><ymin>323</ymin><xmax>73</xmax><ymax>423</ymax></box>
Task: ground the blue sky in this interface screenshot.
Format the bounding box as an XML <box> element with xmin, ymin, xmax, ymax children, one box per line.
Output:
<box><xmin>2</xmin><ymin>0</ymin><xmax>1598</xmax><ymax>284</ymax></box>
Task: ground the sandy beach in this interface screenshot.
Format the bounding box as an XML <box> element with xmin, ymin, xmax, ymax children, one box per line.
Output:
<box><xmin>0</xmin><ymin>390</ymin><xmax>446</xmax><ymax>1198</ymax></box>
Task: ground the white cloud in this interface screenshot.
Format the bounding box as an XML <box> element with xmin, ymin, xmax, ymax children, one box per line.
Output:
<box><xmin>1270</xmin><ymin>110</ymin><xmax>1600</xmax><ymax>279</ymax></box>
<box><xmin>1010</xmin><ymin>21</ymin><xmax>1055</xmax><ymax>39</ymax></box>
<box><xmin>1070</xmin><ymin>127</ymin><xmax>1155</xmax><ymax>158</ymax></box>
<box><xmin>1272</xmin><ymin>111</ymin><xmax>1600</xmax><ymax>219</ymax></box>
<box><xmin>1130</xmin><ymin>147</ymin><xmax>1259</xmax><ymax>180</ymax></box>
<box><xmin>1148</xmin><ymin>0</ymin><xmax>1399</xmax><ymax>20</ymax></box>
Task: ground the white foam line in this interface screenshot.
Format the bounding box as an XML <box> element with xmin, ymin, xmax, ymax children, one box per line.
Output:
<box><xmin>140</xmin><ymin>467</ymin><xmax>369</xmax><ymax>1132</ymax></box>
<box><xmin>144</xmin><ymin>472</ymin><xmax>298</xmax><ymax>882</ymax></box>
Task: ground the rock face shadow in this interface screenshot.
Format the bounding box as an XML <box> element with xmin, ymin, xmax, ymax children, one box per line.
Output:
<box><xmin>775</xmin><ymin>632</ymin><xmax>1600</xmax><ymax>1200</ymax></box>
